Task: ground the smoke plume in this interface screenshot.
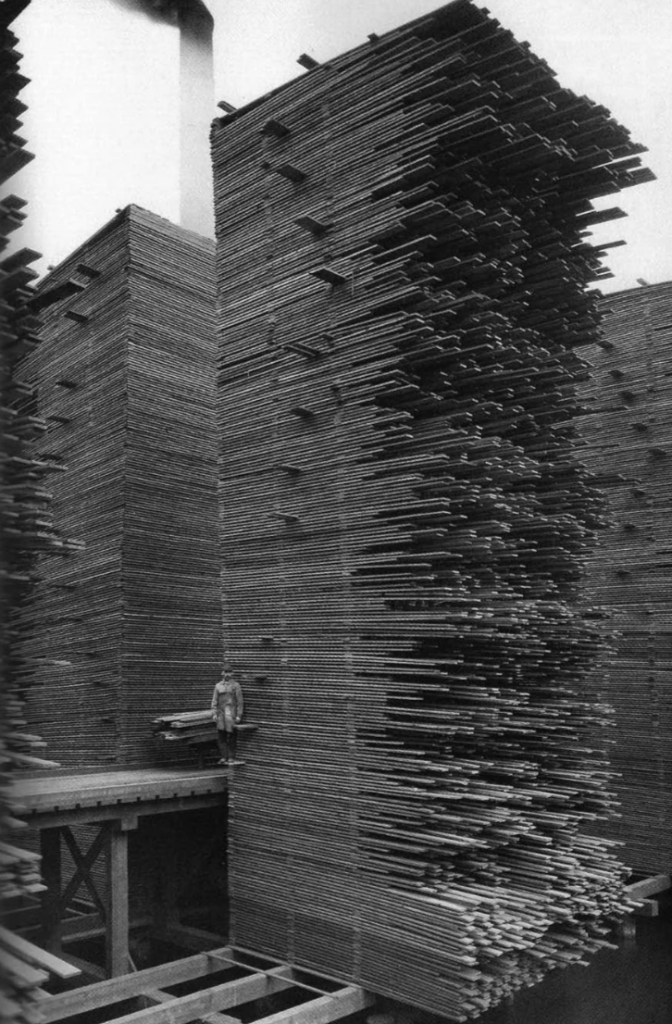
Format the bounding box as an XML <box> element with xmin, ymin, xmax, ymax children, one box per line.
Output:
<box><xmin>105</xmin><ymin>1</ymin><xmax>214</xmax><ymax>39</ymax></box>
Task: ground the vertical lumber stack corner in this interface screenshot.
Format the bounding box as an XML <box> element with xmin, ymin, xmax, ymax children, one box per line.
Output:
<box><xmin>19</xmin><ymin>206</ymin><xmax>221</xmax><ymax>767</ymax></box>
<box><xmin>212</xmin><ymin>1</ymin><xmax>654</xmax><ymax>1019</ymax></box>
<box><xmin>577</xmin><ymin>282</ymin><xmax>672</xmax><ymax>875</ymax></box>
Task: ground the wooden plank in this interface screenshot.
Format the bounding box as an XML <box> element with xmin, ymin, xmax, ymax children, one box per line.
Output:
<box><xmin>40</xmin><ymin>947</ymin><xmax>234</xmax><ymax>1022</ymax></box>
<box><xmin>140</xmin><ymin>988</ymin><xmax>240</xmax><ymax>1024</ymax></box>
<box><xmin>208</xmin><ymin>954</ymin><xmax>336</xmax><ymax>998</ymax></box>
<box><xmin>625</xmin><ymin>874</ymin><xmax>671</xmax><ymax>901</ymax></box>
<box><xmin>101</xmin><ymin>966</ymin><xmax>295</xmax><ymax>1024</ymax></box>
<box><xmin>55</xmin><ymin>951</ymin><xmax>106</xmax><ymax>981</ymax></box>
<box><xmin>106</xmin><ymin>824</ymin><xmax>130</xmax><ymax>977</ymax></box>
<box><xmin>1</xmin><ymin>947</ymin><xmax>50</xmax><ymax>990</ymax></box>
<box><xmin>0</xmin><ymin>925</ymin><xmax>81</xmax><ymax>979</ymax></box>
<box><xmin>253</xmin><ymin>986</ymin><xmax>374</xmax><ymax>1024</ymax></box>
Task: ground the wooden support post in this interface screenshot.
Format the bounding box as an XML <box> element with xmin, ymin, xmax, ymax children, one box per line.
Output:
<box><xmin>106</xmin><ymin>821</ymin><xmax>130</xmax><ymax>978</ymax></box>
<box><xmin>40</xmin><ymin>827</ymin><xmax>62</xmax><ymax>953</ymax></box>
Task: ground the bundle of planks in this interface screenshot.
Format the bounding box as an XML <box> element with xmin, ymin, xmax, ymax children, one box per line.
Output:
<box><xmin>19</xmin><ymin>206</ymin><xmax>221</xmax><ymax>767</ymax></box>
<box><xmin>153</xmin><ymin>710</ymin><xmax>217</xmax><ymax>746</ymax></box>
<box><xmin>153</xmin><ymin>710</ymin><xmax>257</xmax><ymax>755</ymax></box>
<box><xmin>577</xmin><ymin>282</ymin><xmax>672</xmax><ymax>875</ymax></box>
<box><xmin>212</xmin><ymin>0</ymin><xmax>653</xmax><ymax>1018</ymax></box>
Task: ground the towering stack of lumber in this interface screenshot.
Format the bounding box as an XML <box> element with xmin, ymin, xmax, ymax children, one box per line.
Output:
<box><xmin>1</xmin><ymin>3</ymin><xmax>75</xmax><ymax>1021</ymax></box>
<box><xmin>577</xmin><ymin>282</ymin><xmax>672</xmax><ymax>875</ymax></box>
<box><xmin>0</xmin><ymin>0</ymin><xmax>68</xmax><ymax>774</ymax></box>
<box><xmin>19</xmin><ymin>206</ymin><xmax>221</xmax><ymax>767</ymax></box>
<box><xmin>212</xmin><ymin>1</ymin><xmax>653</xmax><ymax>1018</ymax></box>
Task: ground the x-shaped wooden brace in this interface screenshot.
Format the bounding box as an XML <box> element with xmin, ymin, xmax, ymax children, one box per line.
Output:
<box><xmin>59</xmin><ymin>825</ymin><xmax>108</xmax><ymax>919</ymax></box>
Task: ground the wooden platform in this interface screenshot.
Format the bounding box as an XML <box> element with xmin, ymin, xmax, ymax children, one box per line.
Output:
<box><xmin>11</xmin><ymin>767</ymin><xmax>228</xmax><ymax>829</ymax></box>
<box><xmin>39</xmin><ymin>945</ymin><xmax>373</xmax><ymax>1024</ymax></box>
<box><xmin>8</xmin><ymin>767</ymin><xmax>230</xmax><ymax>979</ymax></box>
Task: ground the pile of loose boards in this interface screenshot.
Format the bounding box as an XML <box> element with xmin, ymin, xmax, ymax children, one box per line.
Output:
<box><xmin>18</xmin><ymin>206</ymin><xmax>222</xmax><ymax>767</ymax></box>
<box><xmin>212</xmin><ymin>0</ymin><xmax>654</xmax><ymax>1018</ymax></box>
<box><xmin>577</xmin><ymin>283</ymin><xmax>672</xmax><ymax>875</ymax></box>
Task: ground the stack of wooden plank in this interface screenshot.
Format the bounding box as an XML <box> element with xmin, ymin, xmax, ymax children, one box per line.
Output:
<box><xmin>0</xmin><ymin>841</ymin><xmax>44</xmax><ymax>900</ymax></box>
<box><xmin>1</xmin><ymin>6</ymin><xmax>80</xmax><ymax>1022</ymax></box>
<box><xmin>577</xmin><ymin>281</ymin><xmax>672</xmax><ymax>875</ymax></box>
<box><xmin>0</xmin><ymin>924</ymin><xmax>81</xmax><ymax>1024</ymax></box>
<box><xmin>153</xmin><ymin>710</ymin><xmax>257</xmax><ymax>756</ymax></box>
<box><xmin>153</xmin><ymin>710</ymin><xmax>216</xmax><ymax>746</ymax></box>
<box><xmin>212</xmin><ymin>1</ymin><xmax>653</xmax><ymax>1018</ymax></box>
<box><xmin>19</xmin><ymin>206</ymin><xmax>221</xmax><ymax>767</ymax></box>
<box><xmin>0</xmin><ymin>0</ymin><xmax>72</xmax><ymax>775</ymax></box>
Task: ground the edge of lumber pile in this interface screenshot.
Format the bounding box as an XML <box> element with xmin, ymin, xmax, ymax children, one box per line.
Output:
<box><xmin>19</xmin><ymin>206</ymin><xmax>221</xmax><ymax>767</ymax></box>
<box><xmin>577</xmin><ymin>281</ymin><xmax>672</xmax><ymax>874</ymax></box>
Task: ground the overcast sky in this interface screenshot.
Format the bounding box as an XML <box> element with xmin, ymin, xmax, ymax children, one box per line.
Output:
<box><xmin>15</xmin><ymin>0</ymin><xmax>671</xmax><ymax>293</ymax></box>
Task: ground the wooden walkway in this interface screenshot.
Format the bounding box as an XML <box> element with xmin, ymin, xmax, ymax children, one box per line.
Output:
<box><xmin>11</xmin><ymin>766</ymin><xmax>228</xmax><ymax>828</ymax></box>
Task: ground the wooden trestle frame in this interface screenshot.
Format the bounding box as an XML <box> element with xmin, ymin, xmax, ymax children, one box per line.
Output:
<box><xmin>40</xmin><ymin>819</ymin><xmax>134</xmax><ymax>979</ymax></box>
<box><xmin>11</xmin><ymin>768</ymin><xmax>229</xmax><ymax>978</ymax></box>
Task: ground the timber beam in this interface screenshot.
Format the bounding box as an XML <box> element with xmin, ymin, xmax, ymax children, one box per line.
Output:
<box><xmin>138</xmin><ymin>987</ymin><xmax>240</xmax><ymax>1024</ymax></box>
<box><xmin>625</xmin><ymin>874</ymin><xmax>671</xmax><ymax>917</ymax></box>
<box><xmin>40</xmin><ymin>946</ymin><xmax>235</xmax><ymax>1022</ymax></box>
<box><xmin>21</xmin><ymin>792</ymin><xmax>224</xmax><ymax>831</ymax></box>
<box><xmin>255</xmin><ymin>986</ymin><xmax>374</xmax><ymax>1024</ymax></box>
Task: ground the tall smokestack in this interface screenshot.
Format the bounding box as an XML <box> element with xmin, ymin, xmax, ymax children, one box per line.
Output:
<box><xmin>109</xmin><ymin>0</ymin><xmax>216</xmax><ymax>235</ymax></box>
<box><xmin>11</xmin><ymin>0</ymin><xmax>216</xmax><ymax>272</ymax></box>
<box><xmin>178</xmin><ymin>1</ymin><xmax>215</xmax><ymax>236</ymax></box>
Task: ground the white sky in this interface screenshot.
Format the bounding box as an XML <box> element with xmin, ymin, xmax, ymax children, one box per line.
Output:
<box><xmin>13</xmin><ymin>0</ymin><xmax>671</xmax><ymax>293</ymax></box>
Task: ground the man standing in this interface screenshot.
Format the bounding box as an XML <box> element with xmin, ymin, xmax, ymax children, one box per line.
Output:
<box><xmin>211</xmin><ymin>670</ymin><xmax>244</xmax><ymax>764</ymax></box>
